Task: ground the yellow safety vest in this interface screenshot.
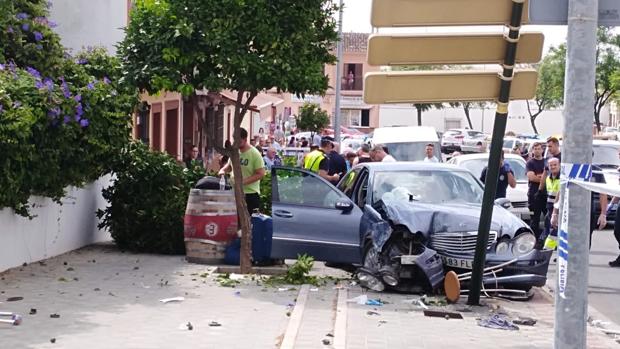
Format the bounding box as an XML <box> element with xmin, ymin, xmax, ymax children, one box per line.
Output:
<box><xmin>304</xmin><ymin>150</ymin><xmax>326</xmax><ymax>173</ymax></box>
<box><xmin>546</xmin><ymin>176</ymin><xmax>561</xmax><ymax>204</ymax></box>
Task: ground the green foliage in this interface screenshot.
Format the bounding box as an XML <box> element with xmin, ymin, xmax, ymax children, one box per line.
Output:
<box><xmin>265</xmin><ymin>254</ymin><xmax>322</xmax><ymax>286</ymax></box>
<box><xmin>526</xmin><ymin>48</ymin><xmax>565</xmax><ymax>134</ymax></box>
<box><xmin>97</xmin><ymin>142</ymin><xmax>204</xmax><ymax>254</ymax></box>
<box><xmin>259</xmin><ymin>171</ymin><xmax>272</xmax><ymax>216</ymax></box>
<box><xmin>296</xmin><ymin>103</ymin><xmax>330</xmax><ymax>136</ymax></box>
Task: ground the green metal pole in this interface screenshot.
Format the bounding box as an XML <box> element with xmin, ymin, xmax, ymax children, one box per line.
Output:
<box><xmin>467</xmin><ymin>0</ymin><xmax>524</xmax><ymax>306</ymax></box>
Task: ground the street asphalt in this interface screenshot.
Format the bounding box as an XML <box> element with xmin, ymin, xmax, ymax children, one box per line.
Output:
<box><xmin>547</xmin><ymin>228</ymin><xmax>620</xmax><ymax>325</ymax></box>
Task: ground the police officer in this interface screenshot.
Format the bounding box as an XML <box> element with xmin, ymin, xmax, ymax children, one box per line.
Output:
<box><xmin>541</xmin><ymin>158</ymin><xmax>561</xmax><ymax>249</ymax></box>
<box><xmin>303</xmin><ymin>137</ymin><xmax>340</xmax><ymax>183</ymax></box>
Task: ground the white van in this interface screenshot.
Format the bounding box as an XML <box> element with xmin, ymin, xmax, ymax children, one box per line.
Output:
<box><xmin>370</xmin><ymin>126</ymin><xmax>442</xmax><ymax>162</ymax></box>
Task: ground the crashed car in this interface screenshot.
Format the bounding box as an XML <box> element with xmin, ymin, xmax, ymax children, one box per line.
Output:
<box><xmin>270</xmin><ymin>162</ymin><xmax>552</xmax><ymax>293</ymax></box>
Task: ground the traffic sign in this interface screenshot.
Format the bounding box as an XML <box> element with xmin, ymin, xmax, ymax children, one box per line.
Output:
<box><xmin>371</xmin><ymin>0</ymin><xmax>529</xmax><ymax>27</ymax></box>
<box><xmin>368</xmin><ymin>33</ymin><xmax>544</xmax><ymax>66</ymax></box>
<box><xmin>529</xmin><ymin>0</ymin><xmax>620</xmax><ymax>26</ymax></box>
<box><xmin>363</xmin><ymin>70</ymin><xmax>538</xmax><ymax>104</ymax></box>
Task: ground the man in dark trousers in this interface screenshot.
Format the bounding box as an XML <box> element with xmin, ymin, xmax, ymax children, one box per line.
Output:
<box><xmin>480</xmin><ymin>151</ymin><xmax>517</xmax><ymax>199</ymax></box>
<box><xmin>526</xmin><ymin>142</ymin><xmax>547</xmax><ymax>240</ymax></box>
<box><xmin>326</xmin><ymin>137</ymin><xmax>347</xmax><ymax>186</ymax></box>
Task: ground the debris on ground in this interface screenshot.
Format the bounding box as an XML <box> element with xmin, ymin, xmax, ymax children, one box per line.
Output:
<box><xmin>178</xmin><ymin>322</ymin><xmax>194</xmax><ymax>330</ymax></box>
<box><xmin>423</xmin><ymin>310</ymin><xmax>463</xmax><ymax>320</ymax></box>
<box><xmin>309</xmin><ymin>287</ymin><xmax>319</xmax><ymax>292</ymax></box>
<box><xmin>0</xmin><ymin>312</ymin><xmax>22</xmax><ymax>326</ymax></box>
<box><xmin>420</xmin><ymin>295</ymin><xmax>448</xmax><ymax>307</ymax></box>
<box><xmin>6</xmin><ymin>297</ymin><xmax>23</xmax><ymax>302</ymax></box>
<box><xmin>365</xmin><ymin>299</ymin><xmax>384</xmax><ymax>306</ymax></box>
<box><xmin>512</xmin><ymin>316</ymin><xmax>537</xmax><ymax>326</ymax></box>
<box><xmin>216</xmin><ymin>274</ymin><xmax>240</xmax><ymax>288</ymax></box>
<box><xmin>477</xmin><ymin>314</ymin><xmax>519</xmax><ymax>331</ymax></box>
<box><xmin>50</xmin><ymin>338</ymin><xmax>56</xmax><ymax>344</ymax></box>
<box><xmin>208</xmin><ymin>321</ymin><xmax>222</xmax><ymax>327</ymax></box>
<box><xmin>322</xmin><ymin>338</ymin><xmax>331</xmax><ymax>345</ymax></box>
<box><xmin>50</xmin><ymin>313</ymin><xmax>60</xmax><ymax>319</ymax></box>
<box><xmin>29</xmin><ymin>308</ymin><xmax>37</xmax><ymax>315</ymax></box>
<box><xmin>366</xmin><ymin>310</ymin><xmax>381</xmax><ymax>317</ymax></box>
<box><xmin>159</xmin><ymin>297</ymin><xmax>185</xmax><ymax>304</ymax></box>
<box><xmin>347</xmin><ymin>295</ymin><xmax>368</xmax><ymax>305</ymax></box>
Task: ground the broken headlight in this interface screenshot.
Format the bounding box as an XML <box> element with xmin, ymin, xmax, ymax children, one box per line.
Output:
<box><xmin>512</xmin><ymin>233</ymin><xmax>536</xmax><ymax>256</ymax></box>
<box><xmin>495</xmin><ymin>240</ymin><xmax>510</xmax><ymax>254</ymax></box>
<box><xmin>357</xmin><ymin>268</ymin><xmax>385</xmax><ymax>292</ymax></box>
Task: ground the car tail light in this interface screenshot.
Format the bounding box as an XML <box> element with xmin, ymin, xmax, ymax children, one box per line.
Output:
<box><xmin>454</xmin><ymin>135</ymin><xmax>464</xmax><ymax>139</ymax></box>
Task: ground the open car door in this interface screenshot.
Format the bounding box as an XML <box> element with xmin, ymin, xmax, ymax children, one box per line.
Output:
<box><xmin>270</xmin><ymin>166</ymin><xmax>362</xmax><ymax>264</ymax></box>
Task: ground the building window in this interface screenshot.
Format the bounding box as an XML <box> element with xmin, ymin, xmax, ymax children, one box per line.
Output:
<box><xmin>342</xmin><ymin>63</ymin><xmax>363</xmax><ymax>91</ymax></box>
<box><xmin>343</xmin><ymin>109</ymin><xmax>362</xmax><ymax>127</ymax></box>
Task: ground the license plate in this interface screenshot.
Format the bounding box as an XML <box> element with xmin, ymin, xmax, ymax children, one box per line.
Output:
<box><xmin>401</xmin><ymin>255</ymin><xmax>417</xmax><ymax>265</ymax></box>
<box><xmin>441</xmin><ymin>256</ymin><xmax>473</xmax><ymax>269</ymax></box>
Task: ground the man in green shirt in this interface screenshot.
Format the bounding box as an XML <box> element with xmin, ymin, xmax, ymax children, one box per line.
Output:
<box><xmin>218</xmin><ymin>128</ymin><xmax>266</xmax><ymax>214</ymax></box>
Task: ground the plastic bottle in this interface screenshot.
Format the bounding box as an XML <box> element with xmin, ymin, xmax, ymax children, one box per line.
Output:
<box><xmin>219</xmin><ymin>175</ymin><xmax>226</xmax><ymax>190</ymax></box>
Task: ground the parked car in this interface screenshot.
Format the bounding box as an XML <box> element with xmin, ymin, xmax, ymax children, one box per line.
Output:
<box><xmin>501</xmin><ymin>137</ymin><xmax>525</xmax><ymax>153</ymax></box>
<box><xmin>591</xmin><ymin>140</ymin><xmax>620</xmax><ymax>224</ymax></box>
<box><xmin>270</xmin><ymin>163</ymin><xmax>551</xmax><ymax>293</ymax></box>
<box><xmin>371</xmin><ymin>126</ymin><xmax>442</xmax><ymax>162</ymax></box>
<box><xmin>447</xmin><ymin>153</ymin><xmax>530</xmax><ymax>222</ymax></box>
<box><xmin>441</xmin><ymin>129</ymin><xmax>487</xmax><ymax>154</ymax></box>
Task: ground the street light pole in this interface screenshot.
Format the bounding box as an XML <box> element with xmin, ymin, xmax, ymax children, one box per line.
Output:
<box><xmin>333</xmin><ymin>0</ymin><xmax>344</xmax><ymax>143</ymax></box>
<box><xmin>554</xmin><ymin>0</ymin><xmax>598</xmax><ymax>347</ymax></box>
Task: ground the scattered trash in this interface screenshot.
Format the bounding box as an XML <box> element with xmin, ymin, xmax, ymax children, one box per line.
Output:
<box><xmin>66</xmin><ymin>267</ymin><xmax>74</xmax><ymax>271</ymax></box>
<box><xmin>278</xmin><ymin>287</ymin><xmax>292</xmax><ymax>292</ymax></box>
<box><xmin>326</xmin><ymin>333</ymin><xmax>334</xmax><ymax>338</ymax></box>
<box><xmin>6</xmin><ymin>297</ymin><xmax>23</xmax><ymax>302</ymax></box>
<box><xmin>140</xmin><ymin>283</ymin><xmax>151</xmax><ymax>289</ymax></box>
<box><xmin>29</xmin><ymin>308</ymin><xmax>37</xmax><ymax>315</ymax></box>
<box><xmin>378</xmin><ymin>320</ymin><xmax>388</xmax><ymax>326</ymax></box>
<box><xmin>50</xmin><ymin>313</ymin><xmax>60</xmax><ymax>319</ymax></box>
<box><xmin>417</xmin><ymin>299</ymin><xmax>429</xmax><ymax>310</ymax></box>
<box><xmin>0</xmin><ymin>312</ymin><xmax>22</xmax><ymax>326</ymax></box>
<box><xmin>50</xmin><ymin>338</ymin><xmax>56</xmax><ymax>344</ymax></box>
<box><xmin>216</xmin><ymin>274</ymin><xmax>240</xmax><ymax>288</ymax></box>
<box><xmin>420</xmin><ymin>295</ymin><xmax>448</xmax><ymax>306</ymax></box>
<box><xmin>178</xmin><ymin>322</ymin><xmax>194</xmax><ymax>331</ymax></box>
<box><xmin>159</xmin><ymin>297</ymin><xmax>185</xmax><ymax>304</ymax></box>
<box><xmin>366</xmin><ymin>310</ymin><xmax>381</xmax><ymax>317</ymax></box>
<box><xmin>347</xmin><ymin>295</ymin><xmax>368</xmax><ymax>305</ymax></box>
<box><xmin>512</xmin><ymin>317</ymin><xmax>537</xmax><ymax>326</ymax></box>
<box><xmin>423</xmin><ymin>310</ymin><xmax>463</xmax><ymax>320</ymax></box>
<box><xmin>349</xmin><ymin>281</ymin><xmax>358</xmax><ymax>286</ymax></box>
<box><xmin>590</xmin><ymin>319</ymin><xmax>610</xmax><ymax>328</ymax></box>
<box><xmin>229</xmin><ymin>274</ymin><xmax>245</xmax><ymax>281</ymax></box>
<box><xmin>309</xmin><ymin>287</ymin><xmax>319</xmax><ymax>292</ymax></box>
<box><xmin>601</xmin><ymin>329</ymin><xmax>620</xmax><ymax>335</ymax></box>
<box><xmin>108</xmin><ymin>292</ymin><xmax>117</xmax><ymax>297</ymax></box>
<box><xmin>234</xmin><ymin>291</ymin><xmax>241</xmax><ymax>297</ymax></box>
<box><xmin>477</xmin><ymin>314</ymin><xmax>519</xmax><ymax>331</ymax></box>
<box><xmin>208</xmin><ymin>321</ymin><xmax>222</xmax><ymax>327</ymax></box>
<box><xmin>133</xmin><ymin>266</ymin><xmax>140</xmax><ymax>270</ymax></box>
<box><xmin>455</xmin><ymin>306</ymin><xmax>472</xmax><ymax>313</ymax></box>
<box><xmin>94</xmin><ymin>288</ymin><xmax>101</xmax><ymax>292</ymax></box>
<box><xmin>365</xmin><ymin>299</ymin><xmax>384</xmax><ymax>306</ymax></box>
<box><xmin>322</xmin><ymin>338</ymin><xmax>331</xmax><ymax>345</ymax></box>
<box><xmin>63</xmin><ymin>262</ymin><xmax>67</xmax><ymax>265</ymax></box>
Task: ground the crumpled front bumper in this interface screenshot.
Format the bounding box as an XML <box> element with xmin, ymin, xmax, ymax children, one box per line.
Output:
<box><xmin>445</xmin><ymin>248</ymin><xmax>553</xmax><ymax>288</ymax></box>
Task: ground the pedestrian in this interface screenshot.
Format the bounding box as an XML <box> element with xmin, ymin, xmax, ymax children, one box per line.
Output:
<box><xmin>480</xmin><ymin>151</ymin><xmax>516</xmax><ymax>199</ymax></box>
<box><xmin>423</xmin><ymin>143</ymin><xmax>439</xmax><ymax>163</ymax></box>
<box><xmin>263</xmin><ymin>147</ymin><xmax>282</xmax><ymax>170</ymax></box>
<box><xmin>185</xmin><ymin>145</ymin><xmax>204</xmax><ymax>169</ymax></box>
<box><xmin>512</xmin><ymin>143</ymin><xmax>522</xmax><ymax>155</ymax></box>
<box><xmin>370</xmin><ymin>144</ymin><xmax>396</xmax><ymax>162</ymax></box>
<box><xmin>354</xmin><ymin>144</ymin><xmax>372</xmax><ymax>164</ymax></box>
<box><xmin>218</xmin><ymin>128</ymin><xmax>266</xmax><ymax>214</ymax></box>
<box><xmin>345</xmin><ymin>152</ymin><xmax>357</xmax><ymax>171</ymax></box>
<box><xmin>327</xmin><ymin>139</ymin><xmax>347</xmax><ymax>185</ymax></box>
<box><xmin>541</xmin><ymin>158</ymin><xmax>561</xmax><ymax>249</ymax></box>
<box><xmin>287</xmin><ymin>135</ymin><xmax>296</xmax><ymax>147</ymax></box>
<box><xmin>546</xmin><ymin>136</ymin><xmax>561</xmax><ymax>162</ymax></box>
<box><xmin>274</xmin><ymin>125</ymin><xmax>285</xmax><ymax>143</ymax></box>
<box><xmin>312</xmin><ymin>132</ymin><xmax>322</xmax><ymax>147</ymax></box>
<box><xmin>526</xmin><ymin>142</ymin><xmax>547</xmax><ymax>240</ymax></box>
<box><xmin>303</xmin><ymin>138</ymin><xmax>340</xmax><ymax>183</ymax></box>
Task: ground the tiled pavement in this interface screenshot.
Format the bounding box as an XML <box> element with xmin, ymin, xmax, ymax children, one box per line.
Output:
<box><xmin>0</xmin><ymin>243</ymin><xmax>618</xmax><ymax>349</ymax></box>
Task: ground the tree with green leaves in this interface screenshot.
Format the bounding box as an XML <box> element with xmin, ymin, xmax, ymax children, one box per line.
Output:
<box><xmin>526</xmin><ymin>46</ymin><xmax>565</xmax><ymax>134</ymax></box>
<box><xmin>392</xmin><ymin>65</ymin><xmax>444</xmax><ymax>126</ymax></box>
<box><xmin>119</xmin><ymin>0</ymin><xmax>339</xmax><ymax>273</ymax></box>
<box><xmin>296</xmin><ymin>103</ymin><xmax>330</xmax><ymax>140</ymax></box>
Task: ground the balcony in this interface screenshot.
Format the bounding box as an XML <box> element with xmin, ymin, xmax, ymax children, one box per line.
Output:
<box><xmin>341</xmin><ymin>76</ymin><xmax>363</xmax><ymax>91</ymax></box>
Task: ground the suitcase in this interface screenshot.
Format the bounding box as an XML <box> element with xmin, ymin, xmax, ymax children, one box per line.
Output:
<box><xmin>223</xmin><ymin>214</ymin><xmax>273</xmax><ymax>265</ymax></box>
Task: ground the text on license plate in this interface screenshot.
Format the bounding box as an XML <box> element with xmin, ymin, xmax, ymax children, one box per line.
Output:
<box><xmin>441</xmin><ymin>256</ymin><xmax>473</xmax><ymax>269</ymax></box>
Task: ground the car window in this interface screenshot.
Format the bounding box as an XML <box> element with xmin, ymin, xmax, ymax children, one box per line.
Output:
<box><xmin>372</xmin><ymin>170</ymin><xmax>483</xmax><ymax>205</ymax></box>
<box><xmin>502</xmin><ymin>140</ymin><xmax>513</xmax><ymax>149</ymax></box>
<box><xmin>355</xmin><ymin>171</ymin><xmax>369</xmax><ymax>208</ymax></box>
<box><xmin>338</xmin><ymin>169</ymin><xmax>359</xmax><ymax>198</ymax></box>
<box><xmin>459</xmin><ymin>157</ymin><xmax>527</xmax><ymax>182</ymax></box>
<box><xmin>275</xmin><ymin>168</ymin><xmax>341</xmax><ymax>208</ymax></box>
<box><xmin>504</xmin><ymin>158</ymin><xmax>527</xmax><ymax>182</ymax></box>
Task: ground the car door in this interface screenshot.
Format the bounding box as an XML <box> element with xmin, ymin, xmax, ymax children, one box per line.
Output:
<box><xmin>270</xmin><ymin>166</ymin><xmax>363</xmax><ymax>264</ymax></box>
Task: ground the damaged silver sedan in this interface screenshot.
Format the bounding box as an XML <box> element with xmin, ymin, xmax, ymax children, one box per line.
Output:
<box><xmin>270</xmin><ymin>163</ymin><xmax>552</xmax><ymax>294</ymax></box>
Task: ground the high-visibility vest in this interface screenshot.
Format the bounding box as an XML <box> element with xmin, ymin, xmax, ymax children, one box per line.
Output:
<box><xmin>544</xmin><ymin>235</ymin><xmax>558</xmax><ymax>250</ymax></box>
<box><xmin>546</xmin><ymin>176</ymin><xmax>560</xmax><ymax>204</ymax></box>
<box><xmin>304</xmin><ymin>150</ymin><xmax>326</xmax><ymax>173</ymax></box>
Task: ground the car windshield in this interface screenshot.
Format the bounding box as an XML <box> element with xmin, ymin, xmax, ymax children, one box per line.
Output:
<box><xmin>502</xmin><ymin>140</ymin><xmax>514</xmax><ymax>148</ymax></box>
<box><xmin>372</xmin><ymin>170</ymin><xmax>483</xmax><ymax>205</ymax></box>
<box><xmin>466</xmin><ymin>131</ymin><xmax>484</xmax><ymax>138</ymax></box>
<box><xmin>593</xmin><ymin>144</ymin><xmax>620</xmax><ymax>166</ymax></box>
<box><xmin>382</xmin><ymin>142</ymin><xmax>441</xmax><ymax>161</ymax></box>
<box><xmin>459</xmin><ymin>158</ymin><xmax>527</xmax><ymax>182</ymax></box>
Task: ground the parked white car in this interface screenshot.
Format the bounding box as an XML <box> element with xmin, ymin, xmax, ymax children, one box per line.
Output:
<box><xmin>447</xmin><ymin>153</ymin><xmax>530</xmax><ymax>222</ymax></box>
<box><xmin>441</xmin><ymin>129</ymin><xmax>488</xmax><ymax>154</ymax></box>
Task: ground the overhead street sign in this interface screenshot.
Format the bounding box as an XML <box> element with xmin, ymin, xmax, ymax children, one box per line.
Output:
<box><xmin>371</xmin><ymin>0</ymin><xmax>529</xmax><ymax>27</ymax></box>
<box><xmin>363</xmin><ymin>70</ymin><xmax>538</xmax><ymax>104</ymax></box>
<box><xmin>367</xmin><ymin>33</ymin><xmax>544</xmax><ymax>66</ymax></box>
<box><xmin>529</xmin><ymin>0</ymin><xmax>620</xmax><ymax>26</ymax></box>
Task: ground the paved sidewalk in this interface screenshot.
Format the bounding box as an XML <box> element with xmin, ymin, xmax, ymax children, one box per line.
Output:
<box><xmin>0</xmin><ymin>243</ymin><xmax>618</xmax><ymax>349</ymax></box>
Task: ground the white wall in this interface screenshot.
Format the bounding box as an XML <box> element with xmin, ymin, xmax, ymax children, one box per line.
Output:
<box><xmin>49</xmin><ymin>0</ymin><xmax>128</xmax><ymax>54</ymax></box>
<box><xmin>379</xmin><ymin>101</ymin><xmax>611</xmax><ymax>136</ymax></box>
<box><xmin>0</xmin><ymin>176</ymin><xmax>112</xmax><ymax>273</ymax></box>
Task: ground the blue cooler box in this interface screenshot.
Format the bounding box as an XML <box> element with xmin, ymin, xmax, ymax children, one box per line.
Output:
<box><xmin>224</xmin><ymin>214</ymin><xmax>273</xmax><ymax>265</ymax></box>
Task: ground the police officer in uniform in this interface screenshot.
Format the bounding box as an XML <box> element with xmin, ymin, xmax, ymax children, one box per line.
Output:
<box><xmin>303</xmin><ymin>137</ymin><xmax>340</xmax><ymax>183</ymax></box>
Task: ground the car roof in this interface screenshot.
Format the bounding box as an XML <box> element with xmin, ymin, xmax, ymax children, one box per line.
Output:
<box><xmin>449</xmin><ymin>153</ymin><xmax>525</xmax><ymax>163</ymax></box>
<box><xmin>354</xmin><ymin>161</ymin><xmax>469</xmax><ymax>172</ymax></box>
<box><xmin>592</xmin><ymin>139</ymin><xmax>620</xmax><ymax>146</ymax></box>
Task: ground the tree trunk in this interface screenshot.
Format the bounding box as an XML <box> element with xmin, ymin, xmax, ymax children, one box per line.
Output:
<box><xmin>463</xmin><ymin>106</ymin><xmax>473</xmax><ymax>129</ymax></box>
<box><xmin>530</xmin><ymin>116</ymin><xmax>539</xmax><ymax>134</ymax></box>
<box><xmin>417</xmin><ymin>107</ymin><xmax>422</xmax><ymax>126</ymax></box>
<box><xmin>230</xmin><ymin>90</ymin><xmax>258</xmax><ymax>274</ymax></box>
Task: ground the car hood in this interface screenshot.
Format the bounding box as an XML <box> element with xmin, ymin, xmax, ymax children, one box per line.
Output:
<box><xmin>378</xmin><ymin>200</ymin><xmax>529</xmax><ymax>239</ymax></box>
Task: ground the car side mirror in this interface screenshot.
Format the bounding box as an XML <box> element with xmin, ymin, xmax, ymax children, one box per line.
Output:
<box><xmin>335</xmin><ymin>199</ymin><xmax>354</xmax><ymax>212</ymax></box>
<box><xmin>494</xmin><ymin>198</ymin><xmax>512</xmax><ymax>209</ymax></box>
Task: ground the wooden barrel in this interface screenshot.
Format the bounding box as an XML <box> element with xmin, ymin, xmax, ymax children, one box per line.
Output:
<box><xmin>184</xmin><ymin>189</ymin><xmax>238</xmax><ymax>264</ymax></box>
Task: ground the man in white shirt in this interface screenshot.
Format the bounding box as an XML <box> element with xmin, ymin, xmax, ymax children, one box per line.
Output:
<box><xmin>423</xmin><ymin>143</ymin><xmax>439</xmax><ymax>163</ymax></box>
<box><xmin>370</xmin><ymin>144</ymin><xmax>396</xmax><ymax>162</ymax></box>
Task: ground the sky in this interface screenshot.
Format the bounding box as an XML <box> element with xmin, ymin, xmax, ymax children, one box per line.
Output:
<box><xmin>341</xmin><ymin>0</ymin><xmax>568</xmax><ymax>54</ymax></box>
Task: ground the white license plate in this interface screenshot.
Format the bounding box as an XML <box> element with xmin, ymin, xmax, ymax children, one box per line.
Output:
<box><xmin>441</xmin><ymin>256</ymin><xmax>473</xmax><ymax>269</ymax></box>
<box><xmin>400</xmin><ymin>255</ymin><xmax>417</xmax><ymax>265</ymax></box>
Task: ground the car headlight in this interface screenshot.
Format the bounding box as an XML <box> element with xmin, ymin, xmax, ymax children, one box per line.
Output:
<box><xmin>512</xmin><ymin>233</ymin><xmax>536</xmax><ymax>256</ymax></box>
<box><xmin>496</xmin><ymin>241</ymin><xmax>510</xmax><ymax>254</ymax></box>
